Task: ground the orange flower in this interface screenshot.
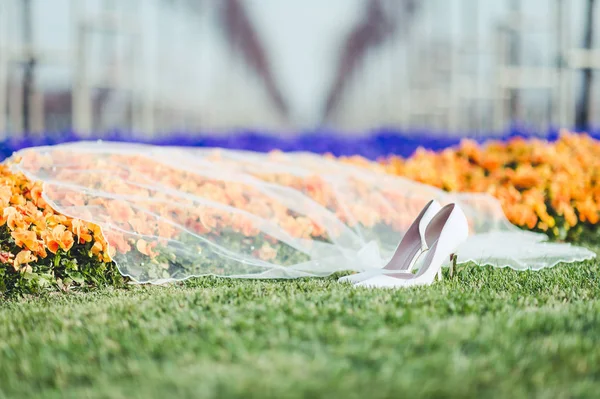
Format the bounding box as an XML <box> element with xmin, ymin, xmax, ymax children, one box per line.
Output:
<box><xmin>46</xmin><ymin>214</ymin><xmax>69</xmax><ymax>227</ymax></box>
<box><xmin>0</xmin><ymin>185</ymin><xmax>11</xmax><ymax>208</ymax></box>
<box><xmin>367</xmin><ymin>131</ymin><xmax>600</xmax><ymax>237</ymax></box>
<box><xmin>90</xmin><ymin>241</ymin><xmax>104</xmax><ymax>257</ymax></box>
<box><xmin>156</xmin><ymin>220</ymin><xmax>177</xmax><ymax>239</ymax></box>
<box><xmin>129</xmin><ymin>216</ymin><xmax>156</xmax><ymax>236</ymax></box>
<box><xmin>136</xmin><ymin>239</ymin><xmax>158</xmax><ymax>258</ymax></box>
<box><xmin>42</xmin><ymin>225</ymin><xmax>75</xmax><ymax>254</ymax></box>
<box><xmin>21</xmin><ymin>202</ymin><xmax>46</xmax><ymax>230</ymax></box>
<box><xmin>28</xmin><ymin>183</ymin><xmax>47</xmax><ymax>208</ymax></box>
<box><xmin>90</xmin><ymin>240</ymin><xmax>112</xmax><ymax>262</ymax></box>
<box><xmin>11</xmin><ymin>229</ymin><xmax>46</xmax><ymax>257</ymax></box>
<box><xmin>70</xmin><ymin>219</ymin><xmax>93</xmax><ymax>244</ymax></box>
<box><xmin>256</xmin><ymin>243</ymin><xmax>277</xmax><ymax>261</ymax></box>
<box><xmin>104</xmin><ymin>231</ymin><xmax>131</xmax><ymax>255</ymax></box>
<box><xmin>509</xmin><ymin>165</ymin><xmax>542</xmax><ymax>190</ymax></box>
<box><xmin>4</xmin><ymin>207</ymin><xmax>29</xmax><ymax>230</ymax></box>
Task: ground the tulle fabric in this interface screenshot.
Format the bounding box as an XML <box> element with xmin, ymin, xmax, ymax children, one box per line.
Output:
<box><xmin>10</xmin><ymin>141</ymin><xmax>595</xmax><ymax>283</ymax></box>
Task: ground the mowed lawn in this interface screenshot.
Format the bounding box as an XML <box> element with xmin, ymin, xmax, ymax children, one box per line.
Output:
<box><xmin>2</xmin><ymin>258</ymin><xmax>600</xmax><ymax>398</ymax></box>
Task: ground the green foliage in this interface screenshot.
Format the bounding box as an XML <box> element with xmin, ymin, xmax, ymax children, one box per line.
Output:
<box><xmin>0</xmin><ymin>226</ymin><xmax>125</xmax><ymax>297</ymax></box>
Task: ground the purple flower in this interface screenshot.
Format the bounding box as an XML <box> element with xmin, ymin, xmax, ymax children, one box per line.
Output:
<box><xmin>0</xmin><ymin>126</ymin><xmax>596</xmax><ymax>162</ymax></box>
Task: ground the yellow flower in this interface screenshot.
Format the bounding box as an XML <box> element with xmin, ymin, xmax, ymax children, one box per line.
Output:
<box><xmin>13</xmin><ymin>250</ymin><xmax>37</xmax><ymax>273</ymax></box>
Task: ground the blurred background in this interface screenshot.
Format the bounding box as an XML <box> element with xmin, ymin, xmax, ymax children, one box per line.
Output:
<box><xmin>0</xmin><ymin>0</ymin><xmax>599</xmax><ymax>141</ymax></box>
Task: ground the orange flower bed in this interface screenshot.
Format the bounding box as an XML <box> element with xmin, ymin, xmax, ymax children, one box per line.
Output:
<box><xmin>375</xmin><ymin>130</ymin><xmax>600</xmax><ymax>240</ymax></box>
<box><xmin>0</xmin><ymin>164</ymin><xmax>111</xmax><ymax>270</ymax></box>
<box><xmin>0</xmin><ymin>161</ymin><xmax>120</xmax><ymax>294</ymax></box>
<box><xmin>2</xmin><ymin>131</ymin><xmax>596</xmax><ymax>294</ymax></box>
<box><xmin>12</xmin><ymin>149</ymin><xmax>432</xmax><ymax>283</ymax></box>
<box><xmin>5</xmin><ymin>144</ymin><xmax>446</xmax><ymax>289</ymax></box>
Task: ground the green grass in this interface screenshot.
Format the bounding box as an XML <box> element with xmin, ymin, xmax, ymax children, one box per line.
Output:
<box><xmin>2</xmin><ymin>259</ymin><xmax>600</xmax><ymax>399</ymax></box>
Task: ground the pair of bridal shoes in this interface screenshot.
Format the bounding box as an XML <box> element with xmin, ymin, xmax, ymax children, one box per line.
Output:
<box><xmin>339</xmin><ymin>200</ymin><xmax>469</xmax><ymax>289</ymax></box>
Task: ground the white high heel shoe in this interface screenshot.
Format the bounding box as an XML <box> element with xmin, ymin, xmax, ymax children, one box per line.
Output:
<box><xmin>338</xmin><ymin>199</ymin><xmax>442</xmax><ymax>284</ymax></box>
<box><xmin>355</xmin><ymin>203</ymin><xmax>469</xmax><ymax>289</ymax></box>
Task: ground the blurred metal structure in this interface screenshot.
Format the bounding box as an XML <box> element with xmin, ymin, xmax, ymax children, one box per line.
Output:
<box><xmin>0</xmin><ymin>0</ymin><xmax>599</xmax><ymax>137</ymax></box>
<box><xmin>0</xmin><ymin>1</ymin><xmax>7</xmax><ymax>137</ymax></box>
<box><xmin>71</xmin><ymin>0</ymin><xmax>143</xmax><ymax>135</ymax></box>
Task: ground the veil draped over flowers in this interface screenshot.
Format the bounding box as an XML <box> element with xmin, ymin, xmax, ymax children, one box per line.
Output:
<box><xmin>10</xmin><ymin>141</ymin><xmax>595</xmax><ymax>283</ymax></box>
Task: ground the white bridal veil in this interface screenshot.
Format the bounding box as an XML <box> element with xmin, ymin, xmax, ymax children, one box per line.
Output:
<box><xmin>10</xmin><ymin>141</ymin><xmax>595</xmax><ymax>283</ymax></box>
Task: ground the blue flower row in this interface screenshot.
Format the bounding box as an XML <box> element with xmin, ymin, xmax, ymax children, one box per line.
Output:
<box><xmin>0</xmin><ymin>127</ymin><xmax>597</xmax><ymax>162</ymax></box>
